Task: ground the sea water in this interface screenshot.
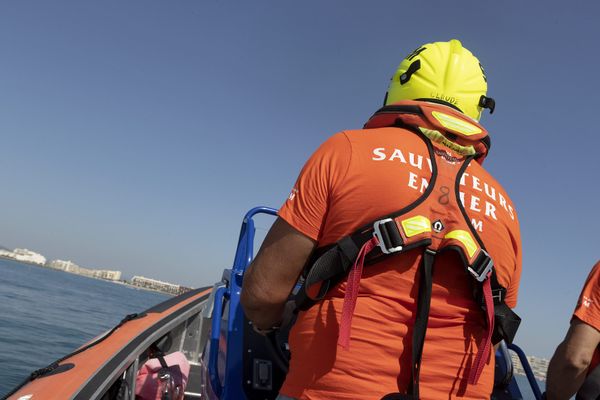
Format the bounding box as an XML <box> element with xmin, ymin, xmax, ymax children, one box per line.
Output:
<box><xmin>0</xmin><ymin>258</ymin><xmax>168</xmax><ymax>395</ymax></box>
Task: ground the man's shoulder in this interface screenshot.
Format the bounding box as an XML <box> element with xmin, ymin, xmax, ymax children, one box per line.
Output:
<box><xmin>342</xmin><ymin>125</ymin><xmax>425</xmax><ymax>139</ymax></box>
<box><xmin>583</xmin><ymin>262</ymin><xmax>600</xmax><ymax>294</ymax></box>
<box><xmin>340</xmin><ymin>126</ymin><xmax>431</xmax><ymax>153</ymax></box>
<box><xmin>466</xmin><ymin>161</ymin><xmax>517</xmax><ymax>204</ymax></box>
<box><xmin>574</xmin><ymin>262</ymin><xmax>600</xmax><ymax>332</ymax></box>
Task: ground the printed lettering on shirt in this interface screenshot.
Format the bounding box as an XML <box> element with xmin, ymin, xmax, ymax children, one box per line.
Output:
<box><xmin>372</xmin><ymin>147</ymin><xmax>433</xmax><ymax>172</ymax></box>
<box><xmin>583</xmin><ymin>296</ymin><xmax>593</xmax><ymax>308</ymax></box>
<box><xmin>408</xmin><ymin>172</ymin><xmax>429</xmax><ymax>193</ymax></box>
<box><xmin>372</xmin><ymin>147</ymin><xmax>517</xmax><ymax>233</ymax></box>
<box><xmin>471</xmin><ymin>218</ymin><xmax>483</xmax><ymax>232</ymax></box>
<box><xmin>459</xmin><ymin>171</ymin><xmax>515</xmax><ymax>221</ymax></box>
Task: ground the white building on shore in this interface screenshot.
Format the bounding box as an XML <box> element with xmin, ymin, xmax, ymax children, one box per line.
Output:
<box><xmin>511</xmin><ymin>353</ymin><xmax>549</xmax><ymax>381</ymax></box>
<box><xmin>47</xmin><ymin>259</ymin><xmax>122</xmax><ymax>281</ymax></box>
<box><xmin>47</xmin><ymin>259</ymin><xmax>80</xmax><ymax>273</ymax></box>
<box><xmin>94</xmin><ymin>269</ymin><xmax>122</xmax><ymax>281</ymax></box>
<box><xmin>0</xmin><ymin>248</ymin><xmax>46</xmax><ymax>265</ymax></box>
<box><xmin>131</xmin><ymin>276</ymin><xmax>184</xmax><ymax>295</ymax></box>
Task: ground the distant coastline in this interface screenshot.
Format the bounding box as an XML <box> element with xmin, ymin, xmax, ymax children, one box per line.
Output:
<box><xmin>0</xmin><ymin>250</ymin><xmax>192</xmax><ymax>297</ymax></box>
<box><xmin>0</xmin><ymin>255</ymin><xmax>44</xmax><ymax>268</ymax></box>
<box><xmin>109</xmin><ymin>279</ymin><xmax>180</xmax><ymax>296</ymax></box>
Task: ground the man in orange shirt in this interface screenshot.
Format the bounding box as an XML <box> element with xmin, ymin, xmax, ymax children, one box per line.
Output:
<box><xmin>241</xmin><ymin>39</ymin><xmax>522</xmax><ymax>399</ymax></box>
<box><xmin>546</xmin><ymin>261</ymin><xmax>600</xmax><ymax>399</ymax></box>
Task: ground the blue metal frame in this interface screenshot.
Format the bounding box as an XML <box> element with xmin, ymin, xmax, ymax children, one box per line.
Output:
<box><xmin>493</xmin><ymin>342</ymin><xmax>522</xmax><ymax>399</ymax></box>
<box><xmin>209</xmin><ymin>286</ymin><xmax>227</xmax><ymax>397</ymax></box>
<box><xmin>507</xmin><ymin>343</ymin><xmax>543</xmax><ymax>400</ymax></box>
<box><xmin>207</xmin><ymin>206</ymin><xmax>277</xmax><ymax>399</ymax></box>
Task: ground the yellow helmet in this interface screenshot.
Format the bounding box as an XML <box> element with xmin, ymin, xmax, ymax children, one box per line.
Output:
<box><xmin>384</xmin><ymin>39</ymin><xmax>495</xmax><ymax>121</ymax></box>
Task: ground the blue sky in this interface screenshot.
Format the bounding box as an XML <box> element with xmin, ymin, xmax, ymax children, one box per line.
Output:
<box><xmin>1</xmin><ymin>1</ymin><xmax>598</xmax><ymax>358</ymax></box>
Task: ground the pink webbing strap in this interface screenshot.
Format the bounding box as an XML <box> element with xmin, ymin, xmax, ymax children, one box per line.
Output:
<box><xmin>338</xmin><ymin>237</ymin><xmax>379</xmax><ymax>349</ymax></box>
<box><xmin>468</xmin><ymin>276</ymin><xmax>495</xmax><ymax>384</ymax></box>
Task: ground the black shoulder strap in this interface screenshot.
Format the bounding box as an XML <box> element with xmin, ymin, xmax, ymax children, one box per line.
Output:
<box><xmin>409</xmin><ymin>249</ymin><xmax>436</xmax><ymax>398</ymax></box>
<box><xmin>295</xmin><ymin>128</ymin><xmax>437</xmax><ymax>310</ymax></box>
<box><xmin>157</xmin><ymin>353</ymin><xmax>169</xmax><ymax>369</ymax></box>
<box><xmin>452</xmin><ymin>158</ymin><xmax>521</xmax><ymax>344</ymax></box>
<box><xmin>379</xmin><ymin>248</ymin><xmax>436</xmax><ymax>400</ymax></box>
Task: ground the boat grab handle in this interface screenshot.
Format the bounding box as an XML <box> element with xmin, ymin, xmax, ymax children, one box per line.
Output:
<box><xmin>208</xmin><ymin>286</ymin><xmax>228</xmax><ymax>398</ymax></box>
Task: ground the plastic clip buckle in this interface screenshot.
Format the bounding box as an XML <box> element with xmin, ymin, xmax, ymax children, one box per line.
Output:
<box><xmin>468</xmin><ymin>249</ymin><xmax>494</xmax><ymax>282</ymax></box>
<box><xmin>373</xmin><ymin>218</ymin><xmax>403</xmax><ymax>254</ymax></box>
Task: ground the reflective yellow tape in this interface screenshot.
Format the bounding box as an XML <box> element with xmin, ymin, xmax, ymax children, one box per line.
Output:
<box><xmin>444</xmin><ymin>230</ymin><xmax>478</xmax><ymax>258</ymax></box>
<box><xmin>431</xmin><ymin>111</ymin><xmax>482</xmax><ymax>136</ymax></box>
<box><xmin>419</xmin><ymin>127</ymin><xmax>476</xmax><ymax>156</ymax></box>
<box><xmin>401</xmin><ymin>215</ymin><xmax>431</xmax><ymax>237</ymax></box>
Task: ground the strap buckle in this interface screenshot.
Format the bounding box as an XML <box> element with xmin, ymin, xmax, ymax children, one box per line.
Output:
<box><xmin>373</xmin><ymin>218</ymin><xmax>403</xmax><ymax>254</ymax></box>
<box><xmin>467</xmin><ymin>249</ymin><xmax>494</xmax><ymax>282</ymax></box>
<box><xmin>492</xmin><ymin>289</ymin><xmax>503</xmax><ymax>304</ymax></box>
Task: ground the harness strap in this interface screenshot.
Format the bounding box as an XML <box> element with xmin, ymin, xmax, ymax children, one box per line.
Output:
<box><xmin>338</xmin><ymin>237</ymin><xmax>379</xmax><ymax>349</ymax></box>
<box><xmin>299</xmin><ymin>236</ymin><xmax>362</xmax><ymax>306</ymax></box>
<box><xmin>297</xmin><ymin>227</ymin><xmax>432</xmax><ymax>311</ymax></box>
<box><xmin>409</xmin><ymin>249</ymin><xmax>436</xmax><ymax>399</ymax></box>
<box><xmin>380</xmin><ymin>249</ymin><xmax>436</xmax><ymax>400</ymax></box>
<box><xmin>469</xmin><ymin>275</ymin><xmax>494</xmax><ymax>384</ymax></box>
<box><xmin>157</xmin><ymin>354</ymin><xmax>169</xmax><ymax>370</ymax></box>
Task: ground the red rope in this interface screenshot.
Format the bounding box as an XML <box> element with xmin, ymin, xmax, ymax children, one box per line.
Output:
<box><xmin>468</xmin><ymin>276</ymin><xmax>494</xmax><ymax>384</ymax></box>
<box><xmin>338</xmin><ymin>237</ymin><xmax>379</xmax><ymax>349</ymax></box>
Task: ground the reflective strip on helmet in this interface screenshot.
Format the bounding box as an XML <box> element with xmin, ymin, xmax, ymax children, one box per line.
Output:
<box><xmin>431</xmin><ymin>111</ymin><xmax>482</xmax><ymax>136</ymax></box>
<box><xmin>444</xmin><ymin>229</ymin><xmax>478</xmax><ymax>258</ymax></box>
<box><xmin>401</xmin><ymin>215</ymin><xmax>431</xmax><ymax>237</ymax></box>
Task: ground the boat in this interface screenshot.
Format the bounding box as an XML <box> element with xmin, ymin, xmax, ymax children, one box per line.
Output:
<box><xmin>2</xmin><ymin>207</ymin><xmax>544</xmax><ymax>400</ymax></box>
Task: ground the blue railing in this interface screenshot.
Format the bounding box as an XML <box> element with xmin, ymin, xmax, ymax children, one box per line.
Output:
<box><xmin>208</xmin><ymin>286</ymin><xmax>228</xmax><ymax>397</ymax></box>
<box><xmin>208</xmin><ymin>206</ymin><xmax>277</xmax><ymax>399</ymax></box>
<box><xmin>508</xmin><ymin>343</ymin><xmax>543</xmax><ymax>400</ymax></box>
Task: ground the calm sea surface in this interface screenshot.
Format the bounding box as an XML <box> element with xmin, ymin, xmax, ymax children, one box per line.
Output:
<box><xmin>0</xmin><ymin>258</ymin><xmax>168</xmax><ymax>396</ymax></box>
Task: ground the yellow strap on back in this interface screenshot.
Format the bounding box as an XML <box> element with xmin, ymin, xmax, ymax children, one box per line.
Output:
<box><xmin>419</xmin><ymin>127</ymin><xmax>476</xmax><ymax>156</ymax></box>
<box><xmin>444</xmin><ymin>230</ymin><xmax>478</xmax><ymax>258</ymax></box>
<box><xmin>401</xmin><ymin>215</ymin><xmax>431</xmax><ymax>237</ymax></box>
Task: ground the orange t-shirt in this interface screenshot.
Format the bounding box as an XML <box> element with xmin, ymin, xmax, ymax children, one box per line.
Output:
<box><xmin>573</xmin><ymin>261</ymin><xmax>600</xmax><ymax>372</ymax></box>
<box><xmin>278</xmin><ymin>127</ymin><xmax>522</xmax><ymax>399</ymax></box>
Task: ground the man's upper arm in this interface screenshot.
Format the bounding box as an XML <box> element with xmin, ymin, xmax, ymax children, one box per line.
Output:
<box><xmin>242</xmin><ymin>217</ymin><xmax>316</xmax><ymax>306</ymax></box>
<box><xmin>563</xmin><ymin>261</ymin><xmax>600</xmax><ymax>367</ymax></box>
<box><xmin>563</xmin><ymin>318</ymin><xmax>600</xmax><ymax>365</ymax></box>
<box><xmin>241</xmin><ymin>133</ymin><xmax>351</xmax><ymax>319</ymax></box>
